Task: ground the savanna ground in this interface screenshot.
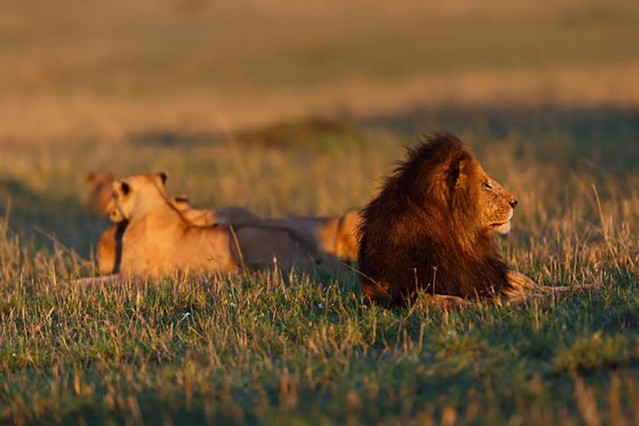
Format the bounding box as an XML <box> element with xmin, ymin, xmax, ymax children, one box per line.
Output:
<box><xmin>2</xmin><ymin>0</ymin><xmax>639</xmax><ymax>424</ymax></box>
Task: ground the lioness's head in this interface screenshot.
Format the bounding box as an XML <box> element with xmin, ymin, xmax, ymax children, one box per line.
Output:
<box><xmin>107</xmin><ymin>171</ymin><xmax>168</xmax><ymax>223</ymax></box>
<box><xmin>86</xmin><ymin>171</ymin><xmax>115</xmax><ymax>215</ymax></box>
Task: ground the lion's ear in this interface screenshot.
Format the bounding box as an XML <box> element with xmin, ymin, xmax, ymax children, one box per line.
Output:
<box><xmin>448</xmin><ymin>155</ymin><xmax>472</xmax><ymax>190</ymax></box>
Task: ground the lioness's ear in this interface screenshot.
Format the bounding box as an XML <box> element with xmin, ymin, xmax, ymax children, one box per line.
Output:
<box><xmin>156</xmin><ymin>171</ymin><xmax>168</xmax><ymax>185</ymax></box>
<box><xmin>86</xmin><ymin>172</ymin><xmax>96</xmax><ymax>183</ymax></box>
<box><xmin>120</xmin><ymin>181</ymin><xmax>131</xmax><ymax>196</ymax></box>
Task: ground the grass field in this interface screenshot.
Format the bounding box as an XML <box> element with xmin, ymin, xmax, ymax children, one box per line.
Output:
<box><xmin>2</xmin><ymin>0</ymin><xmax>639</xmax><ymax>424</ymax></box>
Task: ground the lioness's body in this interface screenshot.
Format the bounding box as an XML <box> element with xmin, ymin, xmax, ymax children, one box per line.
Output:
<box><xmin>107</xmin><ymin>172</ymin><xmax>317</xmax><ymax>278</ymax></box>
<box><xmin>120</xmin><ymin>204</ymin><xmax>236</xmax><ymax>277</ymax></box>
<box><xmin>279</xmin><ymin>211</ymin><xmax>362</xmax><ymax>263</ymax></box>
<box><xmin>98</xmin><ymin>196</ymin><xmax>220</xmax><ymax>275</ymax></box>
<box><xmin>96</xmin><ymin>222</ymin><xmax>126</xmax><ymax>275</ymax></box>
<box><xmin>230</xmin><ymin>225</ymin><xmax>319</xmax><ymax>271</ymax></box>
<box><xmin>218</xmin><ymin>208</ymin><xmax>362</xmax><ymax>263</ymax></box>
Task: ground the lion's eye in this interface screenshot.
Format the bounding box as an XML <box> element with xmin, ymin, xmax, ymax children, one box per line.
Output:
<box><xmin>483</xmin><ymin>182</ymin><xmax>493</xmax><ymax>190</ymax></box>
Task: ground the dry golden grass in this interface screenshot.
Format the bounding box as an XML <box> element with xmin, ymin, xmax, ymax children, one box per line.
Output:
<box><xmin>2</xmin><ymin>105</ymin><xmax>639</xmax><ymax>424</ymax></box>
<box><xmin>2</xmin><ymin>1</ymin><xmax>639</xmax><ymax>424</ymax></box>
<box><xmin>2</xmin><ymin>61</ymin><xmax>639</xmax><ymax>144</ymax></box>
<box><xmin>1</xmin><ymin>0</ymin><xmax>638</xmax><ymax>142</ymax></box>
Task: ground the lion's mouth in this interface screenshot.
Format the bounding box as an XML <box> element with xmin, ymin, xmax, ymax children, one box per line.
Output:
<box><xmin>490</xmin><ymin>210</ymin><xmax>514</xmax><ymax>231</ymax></box>
<box><xmin>490</xmin><ymin>221</ymin><xmax>510</xmax><ymax>228</ymax></box>
<box><xmin>490</xmin><ymin>221</ymin><xmax>512</xmax><ymax>234</ymax></box>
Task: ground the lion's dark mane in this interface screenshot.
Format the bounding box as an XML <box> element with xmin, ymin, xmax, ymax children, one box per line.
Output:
<box><xmin>358</xmin><ymin>133</ymin><xmax>515</xmax><ymax>306</ymax></box>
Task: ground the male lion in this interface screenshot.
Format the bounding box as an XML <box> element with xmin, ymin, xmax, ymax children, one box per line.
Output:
<box><xmin>358</xmin><ymin>133</ymin><xmax>531</xmax><ymax>306</ymax></box>
<box><xmin>106</xmin><ymin>172</ymin><xmax>317</xmax><ymax>277</ymax></box>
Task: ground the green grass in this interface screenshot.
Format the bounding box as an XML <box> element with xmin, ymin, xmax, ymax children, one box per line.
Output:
<box><xmin>2</xmin><ymin>103</ymin><xmax>639</xmax><ymax>424</ymax></box>
<box><xmin>1</xmin><ymin>250</ymin><xmax>638</xmax><ymax>424</ymax></box>
<box><xmin>2</xmin><ymin>0</ymin><xmax>639</xmax><ymax>423</ymax></box>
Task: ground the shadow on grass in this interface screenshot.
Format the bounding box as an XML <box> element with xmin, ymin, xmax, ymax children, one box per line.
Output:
<box><xmin>0</xmin><ymin>176</ymin><xmax>105</xmax><ymax>259</ymax></box>
<box><xmin>127</xmin><ymin>103</ymin><xmax>639</xmax><ymax>176</ymax></box>
<box><xmin>128</xmin><ymin>116</ymin><xmax>366</xmax><ymax>154</ymax></box>
<box><xmin>358</xmin><ymin>102</ymin><xmax>639</xmax><ymax>174</ymax></box>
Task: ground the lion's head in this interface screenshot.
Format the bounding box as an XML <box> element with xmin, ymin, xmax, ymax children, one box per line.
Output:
<box><xmin>398</xmin><ymin>134</ymin><xmax>519</xmax><ymax>246</ymax></box>
<box><xmin>460</xmin><ymin>161</ymin><xmax>518</xmax><ymax>235</ymax></box>
<box><xmin>358</xmin><ymin>133</ymin><xmax>518</xmax><ymax>305</ymax></box>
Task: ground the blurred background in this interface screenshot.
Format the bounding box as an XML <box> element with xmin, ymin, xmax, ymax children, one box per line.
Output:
<box><xmin>1</xmin><ymin>0</ymin><xmax>638</xmax><ymax>261</ymax></box>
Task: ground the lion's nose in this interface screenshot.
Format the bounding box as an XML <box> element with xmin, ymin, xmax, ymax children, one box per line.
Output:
<box><xmin>509</xmin><ymin>199</ymin><xmax>518</xmax><ymax>208</ymax></box>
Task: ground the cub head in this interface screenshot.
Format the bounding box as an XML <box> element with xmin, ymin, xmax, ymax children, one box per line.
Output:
<box><xmin>107</xmin><ymin>171</ymin><xmax>168</xmax><ymax>223</ymax></box>
<box><xmin>170</xmin><ymin>195</ymin><xmax>191</xmax><ymax>212</ymax></box>
<box><xmin>168</xmin><ymin>195</ymin><xmax>217</xmax><ymax>225</ymax></box>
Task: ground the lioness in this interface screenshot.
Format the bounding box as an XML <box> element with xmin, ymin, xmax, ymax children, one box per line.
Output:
<box><xmin>277</xmin><ymin>211</ymin><xmax>362</xmax><ymax>264</ymax></box>
<box><xmin>97</xmin><ymin>195</ymin><xmax>219</xmax><ymax>274</ymax></box>
<box><xmin>106</xmin><ymin>172</ymin><xmax>318</xmax><ymax>277</ymax></box>
<box><xmin>86</xmin><ymin>171</ymin><xmax>116</xmax><ymax>215</ymax></box>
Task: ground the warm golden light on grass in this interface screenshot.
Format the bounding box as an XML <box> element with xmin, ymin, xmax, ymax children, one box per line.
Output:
<box><xmin>1</xmin><ymin>0</ymin><xmax>639</xmax><ymax>424</ymax></box>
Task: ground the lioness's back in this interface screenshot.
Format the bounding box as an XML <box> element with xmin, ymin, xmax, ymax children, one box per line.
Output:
<box><xmin>231</xmin><ymin>224</ymin><xmax>319</xmax><ymax>271</ymax></box>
